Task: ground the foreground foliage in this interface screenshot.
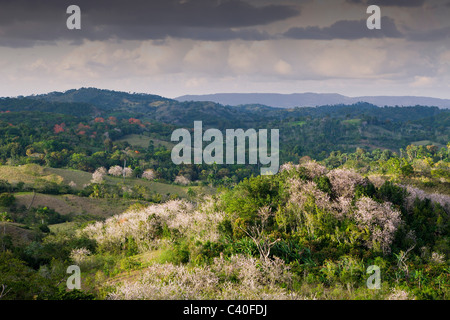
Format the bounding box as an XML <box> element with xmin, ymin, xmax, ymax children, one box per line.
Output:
<box><xmin>45</xmin><ymin>161</ymin><xmax>447</xmax><ymax>300</ymax></box>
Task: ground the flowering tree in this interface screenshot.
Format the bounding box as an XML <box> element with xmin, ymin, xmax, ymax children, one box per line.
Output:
<box><xmin>91</xmin><ymin>167</ymin><xmax>107</xmax><ymax>184</ymax></box>
<box><xmin>123</xmin><ymin>167</ymin><xmax>133</xmax><ymax>178</ymax></box>
<box><xmin>326</xmin><ymin>168</ymin><xmax>366</xmax><ymax>198</ymax></box>
<box><xmin>108</xmin><ymin>165</ymin><xmax>123</xmax><ymax>177</ymax></box>
<box><xmin>142</xmin><ymin>169</ymin><xmax>156</xmax><ymax>180</ymax></box>
<box><xmin>300</xmin><ymin>160</ymin><xmax>328</xmax><ymax>179</ymax></box>
<box><xmin>79</xmin><ymin>198</ymin><xmax>225</xmax><ymax>253</ymax></box>
<box><xmin>108</xmin><ymin>254</ymin><xmax>297</xmax><ymax>300</ymax></box>
<box><xmin>279</xmin><ymin>162</ymin><xmax>299</xmax><ymax>172</ymax></box>
<box><xmin>354</xmin><ymin>196</ymin><xmax>402</xmax><ymax>255</ymax></box>
<box><xmin>401</xmin><ymin>184</ymin><xmax>450</xmax><ymax>213</ymax></box>
<box><xmin>68</xmin><ymin>181</ymin><xmax>77</xmax><ymax>188</ymax></box>
<box><xmin>288</xmin><ymin>178</ymin><xmax>331</xmax><ymax>212</ymax></box>
<box><xmin>174</xmin><ymin>175</ymin><xmax>190</xmax><ymax>185</ymax></box>
<box><xmin>70</xmin><ymin>248</ymin><xmax>92</xmax><ymax>265</ymax></box>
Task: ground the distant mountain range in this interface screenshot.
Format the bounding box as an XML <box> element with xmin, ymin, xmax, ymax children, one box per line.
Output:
<box><xmin>176</xmin><ymin>93</ymin><xmax>450</xmax><ymax>109</ymax></box>
<box><xmin>2</xmin><ymin>88</ymin><xmax>448</xmax><ymax>130</ymax></box>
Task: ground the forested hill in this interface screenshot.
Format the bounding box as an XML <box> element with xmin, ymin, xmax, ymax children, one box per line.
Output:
<box><xmin>0</xmin><ymin>88</ymin><xmax>448</xmax><ymax>161</ymax></box>
<box><xmin>0</xmin><ymin>97</ymin><xmax>98</xmax><ymax>117</ymax></box>
<box><xmin>176</xmin><ymin>92</ymin><xmax>450</xmax><ymax>109</ymax></box>
<box><xmin>21</xmin><ymin>87</ymin><xmax>450</xmax><ymax>127</ymax></box>
<box><xmin>31</xmin><ymin>87</ymin><xmax>173</xmax><ymax>113</ymax></box>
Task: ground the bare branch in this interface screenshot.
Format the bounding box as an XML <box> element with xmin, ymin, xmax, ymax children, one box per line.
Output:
<box><xmin>237</xmin><ymin>206</ymin><xmax>279</xmax><ymax>262</ymax></box>
<box><xmin>0</xmin><ymin>284</ymin><xmax>11</xmax><ymax>299</ymax></box>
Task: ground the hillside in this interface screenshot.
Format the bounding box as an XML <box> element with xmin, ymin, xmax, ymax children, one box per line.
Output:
<box><xmin>176</xmin><ymin>92</ymin><xmax>450</xmax><ymax>109</ymax></box>
<box><xmin>3</xmin><ymin>160</ymin><xmax>446</xmax><ymax>300</ymax></box>
<box><xmin>0</xmin><ymin>88</ymin><xmax>447</xmax><ymax>178</ymax></box>
<box><xmin>0</xmin><ymin>98</ymin><xmax>98</xmax><ymax>117</ymax></box>
<box><xmin>33</xmin><ymin>87</ymin><xmax>173</xmax><ymax>113</ymax></box>
<box><xmin>0</xmin><ymin>87</ymin><xmax>448</xmax><ymax>301</ymax></box>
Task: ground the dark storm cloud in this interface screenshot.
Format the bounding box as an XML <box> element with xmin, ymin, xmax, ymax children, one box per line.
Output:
<box><xmin>284</xmin><ymin>17</ymin><xmax>403</xmax><ymax>40</ymax></box>
<box><xmin>407</xmin><ymin>26</ymin><xmax>450</xmax><ymax>41</ymax></box>
<box><xmin>371</xmin><ymin>0</ymin><xmax>426</xmax><ymax>7</ymax></box>
<box><xmin>345</xmin><ymin>0</ymin><xmax>426</xmax><ymax>6</ymax></box>
<box><xmin>0</xmin><ymin>0</ymin><xmax>298</xmax><ymax>47</ymax></box>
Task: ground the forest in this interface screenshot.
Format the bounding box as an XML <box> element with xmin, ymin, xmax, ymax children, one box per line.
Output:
<box><xmin>0</xmin><ymin>88</ymin><xmax>448</xmax><ymax>300</ymax></box>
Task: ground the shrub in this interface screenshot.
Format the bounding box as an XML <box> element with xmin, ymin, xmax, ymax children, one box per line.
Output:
<box><xmin>108</xmin><ymin>255</ymin><xmax>300</xmax><ymax>300</ymax></box>
<box><xmin>354</xmin><ymin>197</ymin><xmax>402</xmax><ymax>255</ymax></box>
<box><xmin>377</xmin><ymin>181</ymin><xmax>407</xmax><ymax>207</ymax></box>
<box><xmin>108</xmin><ymin>166</ymin><xmax>123</xmax><ymax>177</ymax></box>
<box><xmin>123</xmin><ymin>167</ymin><xmax>133</xmax><ymax>178</ymax></box>
<box><xmin>92</xmin><ymin>167</ymin><xmax>107</xmax><ymax>184</ymax></box>
<box><xmin>326</xmin><ymin>169</ymin><xmax>366</xmax><ymax>199</ymax></box>
<box><xmin>0</xmin><ymin>193</ymin><xmax>15</xmax><ymax>207</ymax></box>
<box><xmin>142</xmin><ymin>169</ymin><xmax>156</xmax><ymax>180</ymax></box>
<box><xmin>174</xmin><ymin>175</ymin><xmax>190</xmax><ymax>185</ymax></box>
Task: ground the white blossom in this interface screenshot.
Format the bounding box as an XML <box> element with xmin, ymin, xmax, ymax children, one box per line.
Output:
<box><xmin>142</xmin><ymin>169</ymin><xmax>156</xmax><ymax>180</ymax></box>
<box><xmin>174</xmin><ymin>175</ymin><xmax>190</xmax><ymax>185</ymax></box>
<box><xmin>107</xmin><ymin>255</ymin><xmax>303</xmax><ymax>300</ymax></box>
<box><xmin>69</xmin><ymin>247</ymin><xmax>92</xmax><ymax>265</ymax></box>
<box><xmin>79</xmin><ymin>199</ymin><xmax>224</xmax><ymax>252</ymax></box>
<box><xmin>354</xmin><ymin>197</ymin><xmax>402</xmax><ymax>255</ymax></box>
<box><xmin>387</xmin><ymin>288</ymin><xmax>414</xmax><ymax>300</ymax></box>
<box><xmin>91</xmin><ymin>167</ymin><xmax>107</xmax><ymax>184</ymax></box>
<box><xmin>68</xmin><ymin>181</ymin><xmax>77</xmax><ymax>188</ymax></box>
<box><xmin>401</xmin><ymin>185</ymin><xmax>450</xmax><ymax>213</ymax></box>
<box><xmin>300</xmin><ymin>160</ymin><xmax>328</xmax><ymax>179</ymax></box>
<box><xmin>108</xmin><ymin>165</ymin><xmax>123</xmax><ymax>177</ymax></box>
<box><xmin>123</xmin><ymin>167</ymin><xmax>133</xmax><ymax>178</ymax></box>
<box><xmin>327</xmin><ymin>168</ymin><xmax>366</xmax><ymax>198</ymax></box>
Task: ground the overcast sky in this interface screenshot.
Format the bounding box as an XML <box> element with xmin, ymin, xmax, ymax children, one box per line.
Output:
<box><xmin>0</xmin><ymin>0</ymin><xmax>449</xmax><ymax>99</ymax></box>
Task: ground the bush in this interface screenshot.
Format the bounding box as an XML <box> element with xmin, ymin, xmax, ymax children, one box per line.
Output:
<box><xmin>52</xmin><ymin>288</ymin><xmax>96</xmax><ymax>300</ymax></box>
<box><xmin>159</xmin><ymin>242</ymin><xmax>190</xmax><ymax>265</ymax></box>
<box><xmin>0</xmin><ymin>193</ymin><xmax>15</xmax><ymax>207</ymax></box>
<box><xmin>313</xmin><ymin>176</ymin><xmax>333</xmax><ymax>196</ymax></box>
<box><xmin>377</xmin><ymin>181</ymin><xmax>406</xmax><ymax>207</ymax></box>
<box><xmin>38</xmin><ymin>224</ymin><xmax>50</xmax><ymax>233</ymax></box>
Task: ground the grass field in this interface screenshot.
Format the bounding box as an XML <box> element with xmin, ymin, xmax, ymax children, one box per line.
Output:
<box><xmin>39</xmin><ymin>166</ymin><xmax>209</xmax><ymax>198</ymax></box>
<box><xmin>115</xmin><ymin>134</ymin><xmax>174</xmax><ymax>149</ymax></box>
<box><xmin>45</xmin><ymin>167</ymin><xmax>92</xmax><ymax>188</ymax></box>
<box><xmin>1</xmin><ymin>164</ymin><xmax>214</xmax><ymax>200</ymax></box>
<box><xmin>411</xmin><ymin>140</ymin><xmax>445</xmax><ymax>148</ymax></box>
<box><xmin>1</xmin><ymin>223</ymin><xmax>36</xmax><ymax>246</ymax></box>
<box><xmin>13</xmin><ymin>192</ymin><xmax>141</xmax><ymax>217</ymax></box>
<box><xmin>48</xmin><ymin>221</ymin><xmax>77</xmax><ymax>234</ymax></box>
<box><xmin>287</xmin><ymin>121</ymin><xmax>306</xmax><ymax>127</ymax></box>
<box><xmin>0</xmin><ymin>164</ymin><xmax>64</xmax><ymax>185</ymax></box>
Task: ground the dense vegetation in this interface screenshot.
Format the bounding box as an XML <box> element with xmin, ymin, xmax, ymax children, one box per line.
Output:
<box><xmin>0</xmin><ymin>88</ymin><xmax>448</xmax><ymax>300</ymax></box>
<box><xmin>1</xmin><ymin>88</ymin><xmax>449</xmax><ymax>184</ymax></box>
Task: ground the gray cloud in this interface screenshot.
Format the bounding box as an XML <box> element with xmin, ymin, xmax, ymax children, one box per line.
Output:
<box><xmin>345</xmin><ymin>0</ymin><xmax>426</xmax><ymax>6</ymax></box>
<box><xmin>371</xmin><ymin>0</ymin><xmax>426</xmax><ymax>7</ymax></box>
<box><xmin>0</xmin><ymin>0</ymin><xmax>299</xmax><ymax>47</ymax></box>
<box><xmin>284</xmin><ymin>17</ymin><xmax>403</xmax><ymax>40</ymax></box>
<box><xmin>407</xmin><ymin>26</ymin><xmax>450</xmax><ymax>41</ymax></box>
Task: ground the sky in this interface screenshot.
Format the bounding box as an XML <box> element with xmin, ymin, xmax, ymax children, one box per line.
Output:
<box><xmin>0</xmin><ymin>0</ymin><xmax>449</xmax><ymax>99</ymax></box>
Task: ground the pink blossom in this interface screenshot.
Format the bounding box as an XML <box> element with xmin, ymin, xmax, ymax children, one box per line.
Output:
<box><xmin>108</xmin><ymin>165</ymin><xmax>123</xmax><ymax>177</ymax></box>
<box><xmin>142</xmin><ymin>169</ymin><xmax>156</xmax><ymax>180</ymax></box>
<box><xmin>327</xmin><ymin>168</ymin><xmax>366</xmax><ymax>199</ymax></box>
<box><xmin>354</xmin><ymin>196</ymin><xmax>402</xmax><ymax>255</ymax></box>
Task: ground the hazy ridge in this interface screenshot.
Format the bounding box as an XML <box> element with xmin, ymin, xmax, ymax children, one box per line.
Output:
<box><xmin>176</xmin><ymin>92</ymin><xmax>450</xmax><ymax>109</ymax></box>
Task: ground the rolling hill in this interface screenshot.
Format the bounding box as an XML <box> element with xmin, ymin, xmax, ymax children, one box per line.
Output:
<box><xmin>176</xmin><ymin>92</ymin><xmax>450</xmax><ymax>109</ymax></box>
